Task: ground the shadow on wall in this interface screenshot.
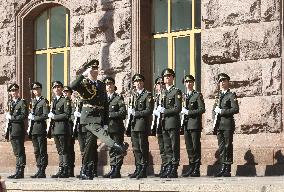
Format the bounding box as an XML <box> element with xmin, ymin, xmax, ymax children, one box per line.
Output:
<box><xmin>236</xmin><ymin>149</ymin><xmax>257</xmax><ymax>176</ymax></box>
<box><xmin>265</xmin><ymin>150</ymin><xmax>284</xmax><ymax>176</ymax></box>
<box><xmin>206</xmin><ymin>150</ymin><xmax>220</xmax><ymax>176</ymax></box>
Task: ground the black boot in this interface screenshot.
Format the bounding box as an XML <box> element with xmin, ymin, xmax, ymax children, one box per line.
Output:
<box><xmin>214</xmin><ymin>164</ymin><xmax>226</xmax><ymax>177</ymax></box>
<box><xmin>129</xmin><ymin>165</ymin><xmax>141</xmax><ymax>178</ymax></box>
<box><xmin>222</xmin><ymin>164</ymin><xmax>231</xmax><ymax>177</ymax></box>
<box><xmin>30</xmin><ymin>166</ymin><xmax>41</xmax><ymax>178</ymax></box>
<box><xmin>58</xmin><ymin>166</ymin><xmax>69</xmax><ymax>178</ymax></box>
<box><xmin>93</xmin><ymin>166</ymin><xmax>98</xmax><ymax>178</ymax></box>
<box><xmin>37</xmin><ymin>166</ymin><xmax>46</xmax><ymax>178</ymax></box>
<box><xmin>160</xmin><ymin>164</ymin><xmax>172</xmax><ymax>178</ymax></box>
<box><xmin>81</xmin><ymin>164</ymin><xmax>94</xmax><ymax>180</ymax></box>
<box><xmin>181</xmin><ymin>163</ymin><xmax>194</xmax><ymax>177</ymax></box>
<box><xmin>51</xmin><ymin>167</ymin><xmax>63</xmax><ymax>178</ymax></box>
<box><xmin>68</xmin><ymin>166</ymin><xmax>75</xmax><ymax>177</ymax></box>
<box><xmin>8</xmin><ymin>167</ymin><xmax>19</xmax><ymax>179</ymax></box>
<box><xmin>190</xmin><ymin>163</ymin><xmax>200</xmax><ymax>177</ymax></box>
<box><xmin>155</xmin><ymin>165</ymin><xmax>166</xmax><ymax>177</ymax></box>
<box><xmin>103</xmin><ymin>165</ymin><xmax>115</xmax><ymax>178</ymax></box>
<box><xmin>167</xmin><ymin>164</ymin><xmax>178</xmax><ymax>178</ymax></box>
<box><xmin>136</xmin><ymin>165</ymin><xmax>147</xmax><ymax>179</ymax></box>
<box><xmin>14</xmin><ymin>166</ymin><xmax>24</xmax><ymax>179</ymax></box>
<box><xmin>110</xmin><ymin>165</ymin><xmax>121</xmax><ymax>179</ymax></box>
<box><xmin>112</xmin><ymin>142</ymin><xmax>129</xmax><ymax>156</ymax></box>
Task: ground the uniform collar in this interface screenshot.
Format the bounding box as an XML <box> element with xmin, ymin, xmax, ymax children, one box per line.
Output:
<box><xmin>137</xmin><ymin>88</ymin><xmax>144</xmax><ymax>95</ymax></box>
<box><xmin>166</xmin><ymin>85</ymin><xmax>174</xmax><ymax>91</ymax></box>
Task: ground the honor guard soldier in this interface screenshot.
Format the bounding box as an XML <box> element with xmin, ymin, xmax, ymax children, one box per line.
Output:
<box><xmin>152</xmin><ymin>77</ymin><xmax>167</xmax><ymax>177</ymax></box>
<box><xmin>6</xmin><ymin>83</ymin><xmax>28</xmax><ymax>179</ymax></box>
<box><xmin>156</xmin><ymin>68</ymin><xmax>182</xmax><ymax>178</ymax></box>
<box><xmin>70</xmin><ymin>59</ymin><xmax>129</xmax><ymax>180</ymax></box>
<box><xmin>102</xmin><ymin>77</ymin><xmax>127</xmax><ymax>179</ymax></box>
<box><xmin>49</xmin><ymin>81</ymin><xmax>72</xmax><ymax>178</ymax></box>
<box><xmin>180</xmin><ymin>75</ymin><xmax>205</xmax><ymax>177</ymax></box>
<box><xmin>213</xmin><ymin>73</ymin><xmax>239</xmax><ymax>177</ymax></box>
<box><xmin>28</xmin><ymin>82</ymin><xmax>49</xmax><ymax>178</ymax></box>
<box><xmin>62</xmin><ymin>86</ymin><xmax>76</xmax><ymax>177</ymax></box>
<box><xmin>128</xmin><ymin>74</ymin><xmax>154</xmax><ymax>179</ymax></box>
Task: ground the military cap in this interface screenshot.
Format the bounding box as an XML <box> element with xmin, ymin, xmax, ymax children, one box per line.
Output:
<box><xmin>30</xmin><ymin>82</ymin><xmax>42</xmax><ymax>90</ymax></box>
<box><xmin>155</xmin><ymin>77</ymin><xmax>163</xmax><ymax>85</ymax></box>
<box><xmin>161</xmin><ymin>68</ymin><xmax>175</xmax><ymax>77</ymax></box>
<box><xmin>82</xmin><ymin>59</ymin><xmax>99</xmax><ymax>70</ymax></box>
<box><xmin>63</xmin><ymin>86</ymin><xmax>73</xmax><ymax>93</ymax></box>
<box><xmin>132</xmin><ymin>74</ymin><xmax>145</xmax><ymax>82</ymax></box>
<box><xmin>8</xmin><ymin>83</ymin><xmax>19</xmax><ymax>91</ymax></box>
<box><xmin>52</xmin><ymin>81</ymin><xmax>63</xmax><ymax>88</ymax></box>
<box><xmin>217</xmin><ymin>73</ymin><xmax>230</xmax><ymax>82</ymax></box>
<box><xmin>103</xmin><ymin>77</ymin><xmax>115</xmax><ymax>84</ymax></box>
<box><xmin>182</xmin><ymin>75</ymin><xmax>195</xmax><ymax>83</ymax></box>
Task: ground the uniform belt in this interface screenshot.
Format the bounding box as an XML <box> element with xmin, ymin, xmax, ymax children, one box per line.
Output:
<box><xmin>82</xmin><ymin>104</ymin><xmax>104</xmax><ymax>110</ymax></box>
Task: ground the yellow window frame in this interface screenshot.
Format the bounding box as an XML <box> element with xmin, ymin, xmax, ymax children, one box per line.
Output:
<box><xmin>35</xmin><ymin>7</ymin><xmax>70</xmax><ymax>101</ymax></box>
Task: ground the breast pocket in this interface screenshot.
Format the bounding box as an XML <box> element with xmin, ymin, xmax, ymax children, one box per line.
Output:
<box><xmin>110</xmin><ymin>104</ymin><xmax>118</xmax><ymax>112</ymax></box>
<box><xmin>138</xmin><ymin>100</ymin><xmax>145</xmax><ymax>110</ymax></box>
<box><xmin>189</xmin><ymin>100</ymin><xmax>197</xmax><ymax>110</ymax></box>
<box><xmin>168</xmin><ymin>97</ymin><xmax>175</xmax><ymax>107</ymax></box>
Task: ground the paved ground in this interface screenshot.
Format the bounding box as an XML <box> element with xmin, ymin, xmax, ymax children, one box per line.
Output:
<box><xmin>2</xmin><ymin>173</ymin><xmax>284</xmax><ymax>192</ymax></box>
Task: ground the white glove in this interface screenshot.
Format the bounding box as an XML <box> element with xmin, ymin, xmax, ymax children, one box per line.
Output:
<box><xmin>48</xmin><ymin>112</ymin><xmax>55</xmax><ymax>119</ymax></box>
<box><xmin>128</xmin><ymin>107</ymin><xmax>134</xmax><ymax>115</ymax></box>
<box><xmin>74</xmin><ymin>111</ymin><xmax>81</xmax><ymax>117</ymax></box>
<box><xmin>82</xmin><ymin>67</ymin><xmax>92</xmax><ymax>76</ymax></box>
<box><xmin>28</xmin><ymin>113</ymin><xmax>35</xmax><ymax>120</ymax></box>
<box><xmin>157</xmin><ymin>105</ymin><xmax>165</xmax><ymax>113</ymax></box>
<box><xmin>214</xmin><ymin>106</ymin><xmax>222</xmax><ymax>114</ymax></box>
<box><xmin>181</xmin><ymin>107</ymin><xmax>189</xmax><ymax>115</ymax></box>
<box><xmin>131</xmin><ymin>109</ymin><xmax>135</xmax><ymax>116</ymax></box>
<box><xmin>103</xmin><ymin>125</ymin><xmax>108</xmax><ymax>130</ymax></box>
<box><xmin>153</xmin><ymin>109</ymin><xmax>160</xmax><ymax>117</ymax></box>
<box><xmin>5</xmin><ymin>113</ymin><xmax>11</xmax><ymax>120</ymax></box>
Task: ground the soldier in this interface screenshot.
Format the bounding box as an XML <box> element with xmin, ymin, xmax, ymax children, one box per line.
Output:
<box><xmin>152</xmin><ymin>77</ymin><xmax>167</xmax><ymax>177</ymax></box>
<box><xmin>128</xmin><ymin>74</ymin><xmax>154</xmax><ymax>179</ymax></box>
<box><xmin>70</xmin><ymin>59</ymin><xmax>129</xmax><ymax>180</ymax></box>
<box><xmin>180</xmin><ymin>75</ymin><xmax>205</xmax><ymax>177</ymax></box>
<box><xmin>102</xmin><ymin>77</ymin><xmax>127</xmax><ymax>179</ymax></box>
<box><xmin>28</xmin><ymin>82</ymin><xmax>49</xmax><ymax>178</ymax></box>
<box><xmin>6</xmin><ymin>83</ymin><xmax>28</xmax><ymax>179</ymax></box>
<box><xmin>49</xmin><ymin>81</ymin><xmax>72</xmax><ymax>178</ymax></box>
<box><xmin>213</xmin><ymin>73</ymin><xmax>239</xmax><ymax>177</ymax></box>
<box><xmin>156</xmin><ymin>68</ymin><xmax>182</xmax><ymax>178</ymax></box>
<box><xmin>62</xmin><ymin>86</ymin><xmax>76</xmax><ymax>177</ymax></box>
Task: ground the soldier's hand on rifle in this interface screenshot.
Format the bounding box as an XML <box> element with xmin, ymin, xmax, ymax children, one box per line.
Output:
<box><xmin>103</xmin><ymin>125</ymin><xmax>108</xmax><ymax>131</ymax></box>
<box><xmin>5</xmin><ymin>113</ymin><xmax>11</xmax><ymax>120</ymax></box>
<box><xmin>153</xmin><ymin>109</ymin><xmax>160</xmax><ymax>117</ymax></box>
<box><xmin>28</xmin><ymin>113</ymin><xmax>35</xmax><ymax>120</ymax></box>
<box><xmin>74</xmin><ymin>111</ymin><xmax>81</xmax><ymax>117</ymax></box>
<box><xmin>82</xmin><ymin>67</ymin><xmax>92</xmax><ymax>76</ymax></box>
<box><xmin>214</xmin><ymin>106</ymin><xmax>222</xmax><ymax>114</ymax></box>
<box><xmin>181</xmin><ymin>107</ymin><xmax>189</xmax><ymax>115</ymax></box>
<box><xmin>157</xmin><ymin>105</ymin><xmax>165</xmax><ymax>113</ymax></box>
<box><xmin>128</xmin><ymin>107</ymin><xmax>135</xmax><ymax>115</ymax></box>
<box><xmin>48</xmin><ymin>112</ymin><xmax>55</xmax><ymax>119</ymax></box>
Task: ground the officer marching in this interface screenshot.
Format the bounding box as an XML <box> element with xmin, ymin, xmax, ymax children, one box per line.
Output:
<box><xmin>156</xmin><ymin>68</ymin><xmax>182</xmax><ymax>178</ymax></box>
<box><xmin>6</xmin><ymin>83</ymin><xmax>28</xmax><ymax>179</ymax></box>
<box><xmin>49</xmin><ymin>81</ymin><xmax>72</xmax><ymax>178</ymax></box>
<box><xmin>213</xmin><ymin>73</ymin><xmax>239</xmax><ymax>177</ymax></box>
<box><xmin>28</xmin><ymin>82</ymin><xmax>49</xmax><ymax>178</ymax></box>
<box><xmin>180</xmin><ymin>75</ymin><xmax>205</xmax><ymax>177</ymax></box>
<box><xmin>128</xmin><ymin>74</ymin><xmax>154</xmax><ymax>179</ymax></box>
<box><xmin>70</xmin><ymin>59</ymin><xmax>128</xmax><ymax>180</ymax></box>
<box><xmin>102</xmin><ymin>77</ymin><xmax>127</xmax><ymax>179</ymax></box>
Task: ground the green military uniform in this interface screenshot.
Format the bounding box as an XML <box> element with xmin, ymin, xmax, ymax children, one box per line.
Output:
<box><xmin>7</xmin><ymin>83</ymin><xmax>28</xmax><ymax>179</ymax></box>
<box><xmin>181</xmin><ymin>74</ymin><xmax>205</xmax><ymax>177</ymax></box>
<box><xmin>128</xmin><ymin>74</ymin><xmax>154</xmax><ymax>179</ymax></box>
<box><xmin>70</xmin><ymin>59</ymin><xmax>128</xmax><ymax>180</ymax></box>
<box><xmin>29</xmin><ymin>82</ymin><xmax>49</xmax><ymax>178</ymax></box>
<box><xmin>213</xmin><ymin>73</ymin><xmax>239</xmax><ymax>177</ymax></box>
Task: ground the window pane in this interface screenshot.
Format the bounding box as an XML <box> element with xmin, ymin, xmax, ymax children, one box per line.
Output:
<box><xmin>195</xmin><ymin>0</ymin><xmax>201</xmax><ymax>29</ymax></box>
<box><xmin>35</xmin><ymin>54</ymin><xmax>47</xmax><ymax>97</ymax></box>
<box><xmin>153</xmin><ymin>0</ymin><xmax>168</xmax><ymax>33</ymax></box>
<box><xmin>153</xmin><ymin>38</ymin><xmax>168</xmax><ymax>81</ymax></box>
<box><xmin>50</xmin><ymin>6</ymin><xmax>66</xmax><ymax>48</ymax></box>
<box><xmin>171</xmin><ymin>0</ymin><xmax>192</xmax><ymax>32</ymax></box>
<box><xmin>52</xmin><ymin>53</ymin><xmax>64</xmax><ymax>84</ymax></box>
<box><xmin>174</xmin><ymin>37</ymin><xmax>190</xmax><ymax>90</ymax></box>
<box><xmin>195</xmin><ymin>34</ymin><xmax>201</xmax><ymax>91</ymax></box>
<box><xmin>35</xmin><ymin>11</ymin><xmax>47</xmax><ymax>50</ymax></box>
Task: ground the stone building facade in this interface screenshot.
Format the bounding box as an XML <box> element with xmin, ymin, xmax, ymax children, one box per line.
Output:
<box><xmin>0</xmin><ymin>0</ymin><xmax>283</xmax><ymax>176</ymax></box>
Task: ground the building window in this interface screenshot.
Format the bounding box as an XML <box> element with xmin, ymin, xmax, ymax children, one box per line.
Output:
<box><xmin>34</xmin><ymin>6</ymin><xmax>70</xmax><ymax>100</ymax></box>
<box><xmin>152</xmin><ymin>0</ymin><xmax>201</xmax><ymax>90</ymax></box>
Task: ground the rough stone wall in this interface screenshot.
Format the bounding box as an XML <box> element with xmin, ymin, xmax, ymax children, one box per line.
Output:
<box><xmin>0</xmin><ymin>0</ymin><xmax>132</xmax><ymax>141</ymax></box>
<box><xmin>202</xmin><ymin>0</ymin><xmax>282</xmax><ymax>134</ymax></box>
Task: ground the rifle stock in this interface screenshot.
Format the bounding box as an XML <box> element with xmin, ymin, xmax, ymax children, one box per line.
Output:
<box><xmin>46</xmin><ymin>101</ymin><xmax>54</xmax><ymax>139</ymax></box>
<box><xmin>125</xmin><ymin>87</ymin><xmax>135</xmax><ymax>137</ymax></box>
<box><xmin>213</xmin><ymin>85</ymin><xmax>221</xmax><ymax>135</ymax></box>
<box><xmin>4</xmin><ymin>85</ymin><xmax>11</xmax><ymax>140</ymax></box>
